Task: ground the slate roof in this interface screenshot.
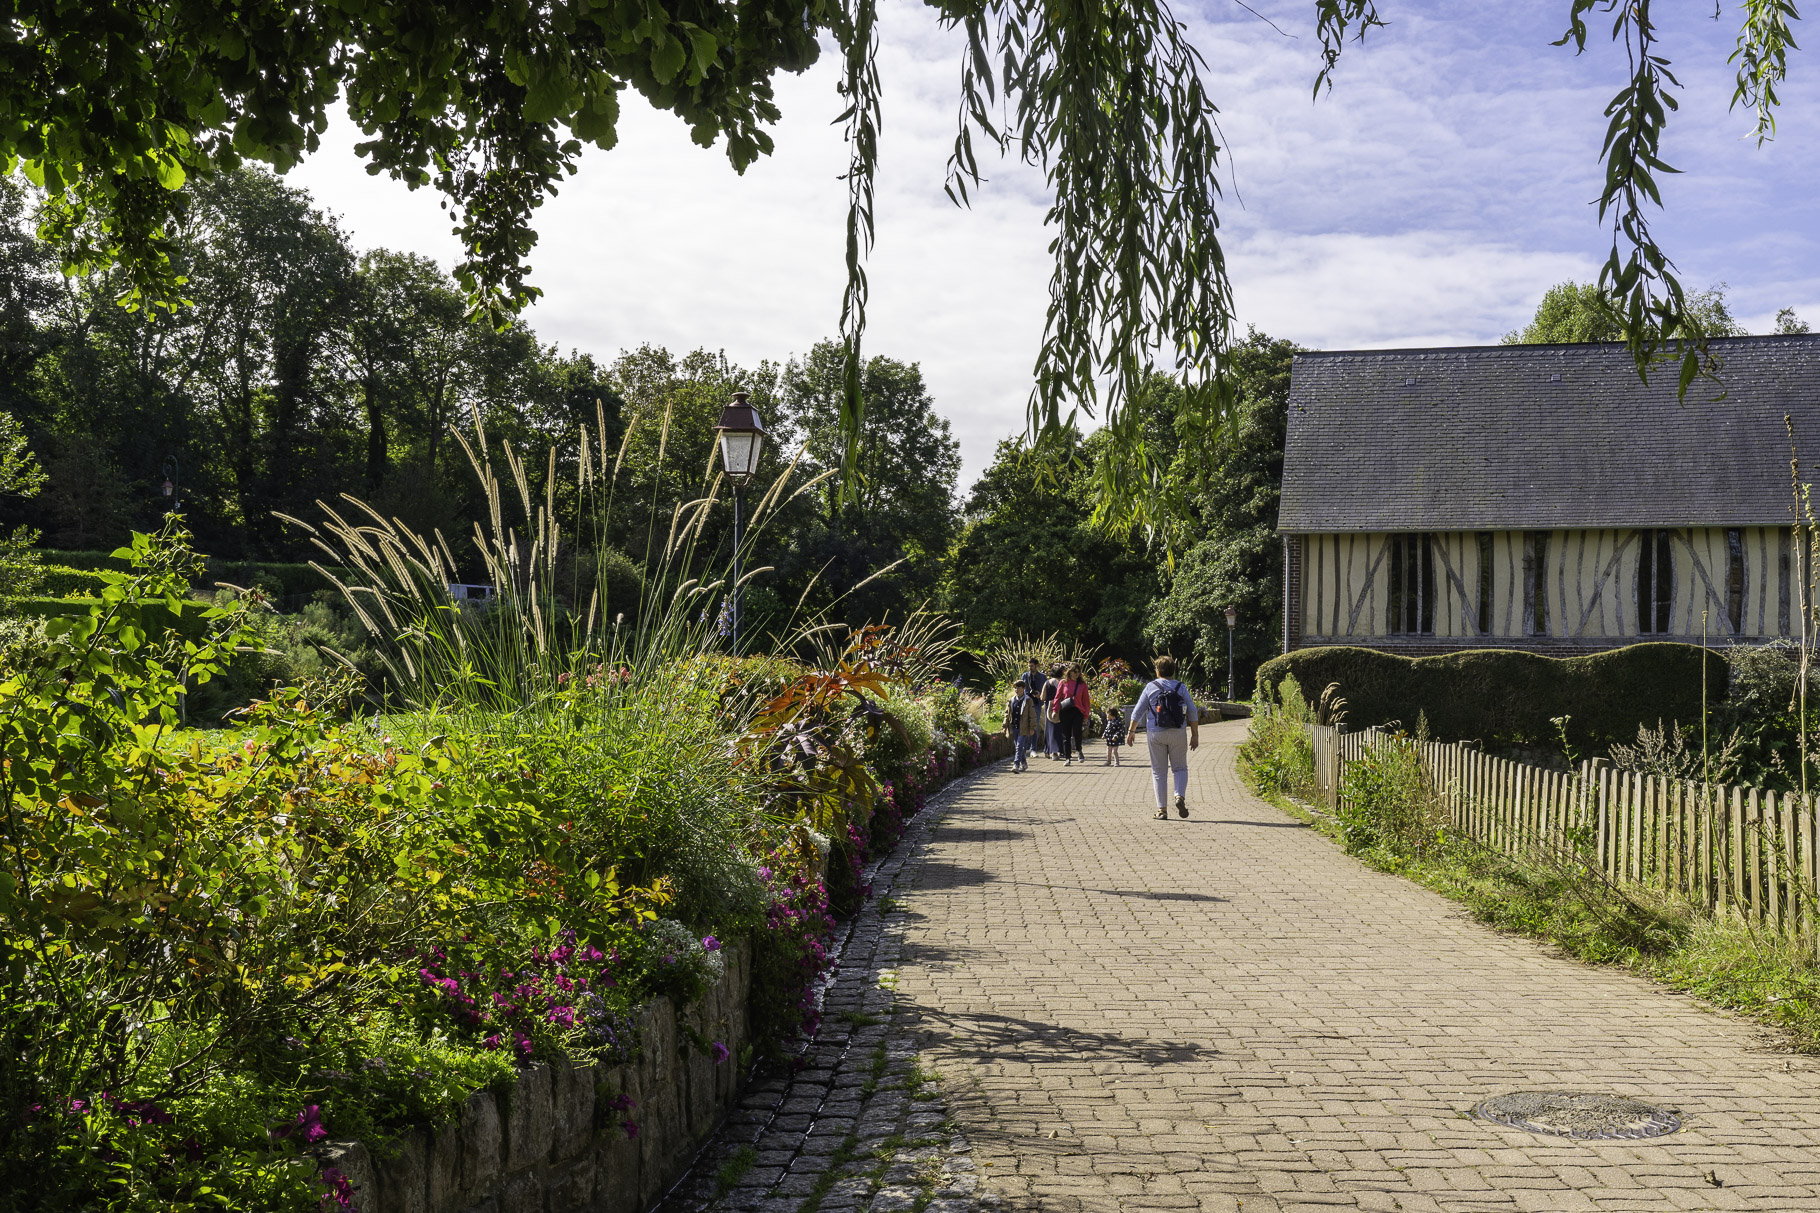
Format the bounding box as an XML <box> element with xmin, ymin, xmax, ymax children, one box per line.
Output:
<box><xmin>1278</xmin><ymin>335</ymin><xmax>1820</xmax><ymax>533</ymax></box>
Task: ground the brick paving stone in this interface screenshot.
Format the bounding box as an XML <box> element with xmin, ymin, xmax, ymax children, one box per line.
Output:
<box><xmin>886</xmin><ymin>722</ymin><xmax>1820</xmax><ymax>1212</ymax></box>
<box><xmin>659</xmin><ymin>725</ymin><xmax>1820</xmax><ymax>1213</ymax></box>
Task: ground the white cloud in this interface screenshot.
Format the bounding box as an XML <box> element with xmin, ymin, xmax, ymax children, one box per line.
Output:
<box><xmin>287</xmin><ymin>0</ymin><xmax>1820</xmax><ymax>490</ymax></box>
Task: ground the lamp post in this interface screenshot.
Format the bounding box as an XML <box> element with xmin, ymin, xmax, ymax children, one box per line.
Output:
<box><xmin>714</xmin><ymin>390</ymin><xmax>766</xmax><ymax>653</ymax></box>
<box><xmin>1224</xmin><ymin>604</ymin><xmax>1238</xmax><ymax>703</ymax></box>
<box><xmin>161</xmin><ymin>455</ymin><xmax>181</xmax><ymax>517</ymax></box>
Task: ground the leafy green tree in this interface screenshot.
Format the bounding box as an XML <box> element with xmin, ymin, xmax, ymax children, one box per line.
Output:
<box><xmin>3</xmin><ymin>1</ymin><xmax>1799</xmax><ymax>533</ymax></box>
<box><xmin>346</xmin><ymin>250</ymin><xmax>472</xmax><ymax>491</ymax></box>
<box><xmin>1503</xmin><ymin>281</ymin><xmax>1747</xmax><ymax>345</ymax></box>
<box><xmin>1144</xmin><ymin>329</ymin><xmax>1303</xmax><ymax>694</ymax></box>
<box><xmin>944</xmin><ymin>427</ymin><xmax>1159</xmax><ymax>661</ymax></box>
<box><xmin>771</xmin><ymin>342</ymin><xmax>959</xmax><ymax>627</ymax></box>
<box><xmin>1776</xmin><ymin>308</ymin><xmax>1811</xmax><ymax>335</ymax></box>
<box><xmin>2</xmin><ymin>169</ymin><xmax>610</xmax><ymax>563</ymax></box>
<box><xmin>0</xmin><ymin>178</ymin><xmax>55</xmax><ymax>423</ymax></box>
<box><xmin>0</xmin><ymin>408</ymin><xmax>45</xmax><ymax>605</ymax></box>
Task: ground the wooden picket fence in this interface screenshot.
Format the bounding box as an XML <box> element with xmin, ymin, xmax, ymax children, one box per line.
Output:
<box><xmin>1308</xmin><ymin>724</ymin><xmax>1820</xmax><ymax>936</ymax></box>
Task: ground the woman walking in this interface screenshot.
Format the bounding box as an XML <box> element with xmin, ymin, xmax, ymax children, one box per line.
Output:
<box><xmin>1126</xmin><ymin>656</ymin><xmax>1200</xmax><ymax>818</ymax></box>
<box><xmin>1041</xmin><ymin>664</ymin><xmax>1064</xmax><ymax>759</ymax></box>
<box><xmin>1052</xmin><ymin>663</ymin><xmax>1092</xmax><ymax>765</ymax></box>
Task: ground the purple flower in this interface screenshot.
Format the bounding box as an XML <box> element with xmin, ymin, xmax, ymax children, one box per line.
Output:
<box><xmin>701</xmin><ymin>935</ymin><xmax>721</xmax><ymax>953</ymax></box>
<box><xmin>623</xmin><ymin>1120</ymin><xmax>641</xmax><ymax>1139</ymax></box>
<box><xmin>320</xmin><ymin>1166</ymin><xmax>356</xmax><ymax>1210</ymax></box>
<box><xmin>711</xmin><ymin>1041</ymin><xmax>730</xmax><ymax>1064</ymax></box>
<box><xmin>274</xmin><ymin>1105</ymin><xmax>328</xmax><ymax>1145</ymax></box>
<box><xmin>549</xmin><ymin>1005</ymin><xmax>576</xmax><ymax>1028</ymax></box>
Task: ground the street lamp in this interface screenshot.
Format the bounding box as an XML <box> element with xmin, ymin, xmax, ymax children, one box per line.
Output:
<box><xmin>161</xmin><ymin>455</ymin><xmax>181</xmax><ymax>517</ymax></box>
<box><xmin>714</xmin><ymin>390</ymin><xmax>766</xmax><ymax>652</ymax></box>
<box><xmin>1224</xmin><ymin>604</ymin><xmax>1238</xmax><ymax>703</ymax></box>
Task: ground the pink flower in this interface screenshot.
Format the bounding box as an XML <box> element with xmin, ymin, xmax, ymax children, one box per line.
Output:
<box><xmin>319</xmin><ymin>1166</ymin><xmax>355</xmax><ymax>1210</ymax></box>
<box><xmin>274</xmin><ymin>1105</ymin><xmax>328</xmax><ymax>1145</ymax></box>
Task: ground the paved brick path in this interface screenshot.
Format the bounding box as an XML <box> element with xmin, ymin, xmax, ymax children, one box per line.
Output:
<box><xmin>668</xmin><ymin>721</ymin><xmax>1820</xmax><ymax>1213</ymax></box>
<box><xmin>894</xmin><ymin>721</ymin><xmax>1820</xmax><ymax>1213</ymax></box>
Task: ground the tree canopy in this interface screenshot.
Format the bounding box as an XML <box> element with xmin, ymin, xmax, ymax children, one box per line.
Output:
<box><xmin>1503</xmin><ymin>281</ymin><xmax>1812</xmax><ymax>346</ymax></box>
<box><xmin>4</xmin><ymin>1</ymin><xmax>1802</xmax><ymax>531</ymax></box>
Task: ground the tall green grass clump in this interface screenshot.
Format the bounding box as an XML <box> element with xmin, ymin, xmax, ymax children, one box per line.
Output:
<box><xmin>1334</xmin><ymin>731</ymin><xmax>1446</xmax><ymax>862</ymax></box>
<box><xmin>1237</xmin><ymin>672</ymin><xmax>1323</xmax><ymax>796</ymax></box>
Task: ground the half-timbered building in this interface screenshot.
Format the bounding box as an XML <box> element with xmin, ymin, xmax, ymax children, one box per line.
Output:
<box><xmin>1278</xmin><ymin>334</ymin><xmax>1820</xmax><ymax>655</ymax></box>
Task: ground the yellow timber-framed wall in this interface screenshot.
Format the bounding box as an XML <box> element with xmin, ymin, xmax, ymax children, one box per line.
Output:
<box><xmin>1297</xmin><ymin>527</ymin><xmax>1797</xmax><ymax>645</ymax></box>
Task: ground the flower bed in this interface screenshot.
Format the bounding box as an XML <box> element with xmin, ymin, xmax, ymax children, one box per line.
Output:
<box><xmin>0</xmin><ymin>530</ymin><xmax>994</xmax><ymax>1212</ymax></box>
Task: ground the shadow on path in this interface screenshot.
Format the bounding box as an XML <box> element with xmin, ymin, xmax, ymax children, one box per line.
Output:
<box><xmin>899</xmin><ymin>1002</ymin><xmax>1218</xmax><ymax>1068</ymax></box>
<box><xmin>929</xmin><ymin>827</ymin><xmax>1030</xmax><ymax>844</ymax></box>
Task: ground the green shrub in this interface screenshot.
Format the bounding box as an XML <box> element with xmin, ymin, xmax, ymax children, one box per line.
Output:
<box><xmin>35</xmin><ymin>548</ymin><xmax>131</xmax><ymax>572</ymax></box>
<box><xmin>205</xmin><ymin>559</ymin><xmax>352</xmax><ymax>602</ymax></box>
<box><xmin>31</xmin><ymin>564</ymin><xmax>110</xmax><ymax>597</ymax></box>
<box><xmin>1255</xmin><ymin>643</ymin><xmax>1724</xmax><ymax>753</ymax></box>
<box><xmin>1336</xmin><ymin>734</ymin><xmax>1442</xmax><ymax>859</ymax></box>
<box><xmin>1237</xmin><ymin>672</ymin><xmax>1318</xmax><ymax>796</ymax></box>
<box><xmin>11</xmin><ymin>594</ymin><xmax>210</xmax><ymax>635</ymax></box>
<box><xmin>0</xmin><ymin>528</ymin><xmax>660</xmax><ymax>1210</ymax></box>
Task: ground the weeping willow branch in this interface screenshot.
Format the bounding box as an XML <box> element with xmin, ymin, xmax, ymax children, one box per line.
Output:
<box><xmin>1730</xmin><ymin>0</ymin><xmax>1801</xmax><ymax>145</ymax></box>
<box><xmin>833</xmin><ymin>0</ymin><xmax>883</xmax><ymax>490</ymax></box>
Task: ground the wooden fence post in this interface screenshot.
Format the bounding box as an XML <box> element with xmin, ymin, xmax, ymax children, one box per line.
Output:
<box><xmin>1597</xmin><ymin>766</ymin><xmax>1611</xmax><ymax>876</ymax></box>
<box><xmin>1748</xmin><ymin>788</ymin><xmax>1765</xmax><ymax>927</ymax></box>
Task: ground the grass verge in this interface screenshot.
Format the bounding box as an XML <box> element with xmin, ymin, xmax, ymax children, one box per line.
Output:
<box><xmin>1245</xmin><ymin>773</ymin><xmax>1820</xmax><ymax>1052</ymax></box>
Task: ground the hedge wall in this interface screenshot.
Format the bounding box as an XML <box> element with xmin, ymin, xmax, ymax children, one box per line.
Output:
<box><xmin>36</xmin><ymin>552</ymin><xmax>350</xmax><ymax>603</ymax></box>
<box><xmin>1255</xmin><ymin>643</ymin><xmax>1726</xmax><ymax>752</ymax></box>
<box><xmin>13</xmin><ymin>597</ymin><xmax>212</xmax><ymax>637</ymax></box>
<box><xmin>34</xmin><ymin>565</ymin><xmax>112</xmax><ymax>597</ymax></box>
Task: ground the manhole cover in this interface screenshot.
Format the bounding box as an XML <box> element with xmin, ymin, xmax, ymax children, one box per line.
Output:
<box><xmin>1474</xmin><ymin>1091</ymin><xmax>1681</xmax><ymax>1140</ymax></box>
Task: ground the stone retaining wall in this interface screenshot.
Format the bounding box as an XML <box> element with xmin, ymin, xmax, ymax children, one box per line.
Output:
<box><xmin>322</xmin><ymin>943</ymin><xmax>750</xmax><ymax>1213</ymax></box>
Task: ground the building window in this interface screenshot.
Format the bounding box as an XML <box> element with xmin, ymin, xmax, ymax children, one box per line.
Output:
<box><xmin>1636</xmin><ymin>529</ymin><xmax>1672</xmax><ymax>634</ymax></box>
<box><xmin>1525</xmin><ymin>531</ymin><xmax>1550</xmax><ymax>636</ymax></box>
<box><xmin>1727</xmin><ymin>528</ymin><xmax>1746</xmax><ymax>634</ymax></box>
<box><xmin>1388</xmin><ymin>533</ymin><xmax>1435</xmax><ymax>635</ymax></box>
<box><xmin>1476</xmin><ymin>532</ymin><xmax>1494</xmax><ymax>635</ymax></box>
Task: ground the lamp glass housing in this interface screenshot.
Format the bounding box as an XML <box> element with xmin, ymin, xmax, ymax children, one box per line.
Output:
<box><xmin>719</xmin><ymin>430</ymin><xmax>763</xmax><ymax>482</ymax></box>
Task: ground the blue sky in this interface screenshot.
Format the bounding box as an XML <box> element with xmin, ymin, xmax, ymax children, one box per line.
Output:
<box><xmin>289</xmin><ymin>1</ymin><xmax>1820</xmax><ymax>488</ymax></box>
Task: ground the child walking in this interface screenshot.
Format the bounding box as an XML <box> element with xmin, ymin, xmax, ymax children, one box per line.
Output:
<box><xmin>1101</xmin><ymin>706</ymin><xmax>1125</xmax><ymax>766</ymax></box>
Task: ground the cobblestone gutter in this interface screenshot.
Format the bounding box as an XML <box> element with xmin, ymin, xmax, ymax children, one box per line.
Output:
<box><xmin>655</xmin><ymin>757</ymin><xmax>1005</xmax><ymax>1213</ymax></box>
<box><xmin>320</xmin><ymin>943</ymin><xmax>751</xmax><ymax>1213</ymax></box>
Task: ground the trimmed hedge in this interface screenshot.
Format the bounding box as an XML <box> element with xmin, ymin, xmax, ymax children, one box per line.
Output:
<box><xmin>205</xmin><ymin>560</ymin><xmax>344</xmax><ymax>601</ymax></box>
<box><xmin>34</xmin><ymin>564</ymin><xmax>112</xmax><ymax>597</ymax></box>
<box><xmin>38</xmin><ymin>549</ymin><xmax>132</xmax><ymax>572</ymax></box>
<box><xmin>1256</xmin><ymin>643</ymin><xmax>1726</xmax><ymax>752</ymax></box>
<box><xmin>35</xmin><ymin>552</ymin><xmax>350</xmax><ymax>603</ymax></box>
<box><xmin>13</xmin><ymin>596</ymin><xmax>212</xmax><ymax>637</ymax></box>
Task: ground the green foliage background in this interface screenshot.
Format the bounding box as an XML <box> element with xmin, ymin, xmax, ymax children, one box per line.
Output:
<box><xmin>1256</xmin><ymin>642</ymin><xmax>1726</xmax><ymax>753</ymax></box>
